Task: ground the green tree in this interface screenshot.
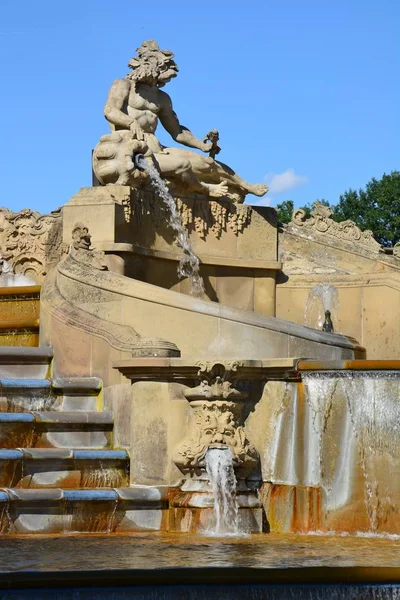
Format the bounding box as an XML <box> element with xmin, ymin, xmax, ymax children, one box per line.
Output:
<box><xmin>275</xmin><ymin>200</ymin><xmax>294</xmax><ymax>224</ymax></box>
<box><xmin>332</xmin><ymin>171</ymin><xmax>400</xmax><ymax>247</ymax></box>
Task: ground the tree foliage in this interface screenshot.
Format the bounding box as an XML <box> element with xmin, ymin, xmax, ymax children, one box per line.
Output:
<box><xmin>275</xmin><ymin>200</ymin><xmax>294</xmax><ymax>225</ymax></box>
<box><xmin>331</xmin><ymin>171</ymin><xmax>400</xmax><ymax>247</ymax></box>
<box><xmin>275</xmin><ymin>171</ymin><xmax>400</xmax><ymax>247</ymax></box>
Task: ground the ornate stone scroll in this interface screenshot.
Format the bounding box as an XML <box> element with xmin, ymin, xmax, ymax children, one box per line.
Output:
<box><xmin>124</xmin><ymin>190</ymin><xmax>252</xmax><ymax>239</ymax></box>
<box><xmin>394</xmin><ymin>242</ymin><xmax>400</xmax><ymax>260</ymax></box>
<box><xmin>290</xmin><ymin>202</ymin><xmax>381</xmax><ymax>253</ymax></box>
<box><xmin>0</xmin><ymin>207</ymin><xmax>67</xmax><ymax>282</ymax></box>
<box><xmin>173</xmin><ymin>361</ymin><xmax>259</xmax><ymax>477</ymax></box>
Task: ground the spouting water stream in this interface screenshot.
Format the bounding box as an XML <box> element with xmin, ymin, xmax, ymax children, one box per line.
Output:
<box><xmin>136</xmin><ymin>156</ymin><xmax>205</xmax><ymax>296</ymax></box>
<box><xmin>205</xmin><ymin>448</ymin><xmax>239</xmax><ymax>535</ymax></box>
<box><xmin>305</xmin><ymin>283</ymin><xmax>339</xmax><ymax>329</ymax></box>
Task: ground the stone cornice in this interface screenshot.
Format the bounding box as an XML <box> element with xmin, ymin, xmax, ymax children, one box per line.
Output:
<box><xmin>112</xmin><ymin>358</ymin><xmax>305</xmax><ymax>383</ymax></box>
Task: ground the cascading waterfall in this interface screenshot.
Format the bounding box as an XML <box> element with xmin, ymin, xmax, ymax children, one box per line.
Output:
<box><xmin>304</xmin><ymin>283</ymin><xmax>339</xmax><ymax>330</ymax></box>
<box><xmin>136</xmin><ymin>156</ymin><xmax>205</xmax><ymax>296</ymax></box>
<box><xmin>302</xmin><ymin>371</ymin><xmax>400</xmax><ymax>534</ymax></box>
<box><xmin>205</xmin><ymin>448</ymin><xmax>239</xmax><ymax>535</ymax></box>
<box><xmin>343</xmin><ymin>372</ymin><xmax>400</xmax><ymax>532</ymax></box>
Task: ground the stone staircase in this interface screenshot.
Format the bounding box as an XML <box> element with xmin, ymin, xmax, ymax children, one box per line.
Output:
<box><xmin>0</xmin><ymin>347</ymin><xmax>168</xmax><ymax>534</ymax></box>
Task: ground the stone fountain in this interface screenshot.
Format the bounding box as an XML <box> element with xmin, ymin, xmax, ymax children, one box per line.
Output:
<box><xmin>0</xmin><ymin>39</ymin><xmax>400</xmax><ymax>597</ymax></box>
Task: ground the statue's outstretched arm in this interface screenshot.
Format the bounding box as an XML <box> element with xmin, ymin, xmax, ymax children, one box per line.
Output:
<box><xmin>159</xmin><ymin>92</ymin><xmax>211</xmax><ymax>153</ymax></box>
<box><xmin>104</xmin><ymin>79</ymin><xmax>133</xmax><ymax>130</ymax></box>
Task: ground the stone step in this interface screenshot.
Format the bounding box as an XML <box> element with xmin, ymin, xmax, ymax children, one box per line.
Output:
<box><xmin>52</xmin><ymin>377</ymin><xmax>102</xmax><ymax>411</ymax></box>
<box><xmin>0</xmin><ymin>486</ymin><xmax>168</xmax><ymax>534</ymax></box>
<box><xmin>0</xmin><ymin>347</ymin><xmax>53</xmax><ymax>379</ymax></box>
<box><xmin>0</xmin><ymin>411</ymin><xmax>113</xmax><ymax>449</ymax></box>
<box><xmin>0</xmin><ymin>377</ymin><xmax>102</xmax><ymax>412</ymax></box>
<box><xmin>0</xmin><ymin>448</ymin><xmax>129</xmax><ymax>489</ymax></box>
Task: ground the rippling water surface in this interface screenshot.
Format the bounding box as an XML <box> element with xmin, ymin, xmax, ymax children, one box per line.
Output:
<box><xmin>0</xmin><ymin>532</ymin><xmax>399</xmax><ymax>571</ymax></box>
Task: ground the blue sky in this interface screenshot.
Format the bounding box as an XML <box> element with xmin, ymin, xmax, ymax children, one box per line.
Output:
<box><xmin>0</xmin><ymin>0</ymin><xmax>399</xmax><ymax>214</ymax></box>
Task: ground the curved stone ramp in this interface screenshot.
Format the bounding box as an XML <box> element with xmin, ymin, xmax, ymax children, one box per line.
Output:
<box><xmin>40</xmin><ymin>253</ymin><xmax>363</xmax><ymax>383</ymax></box>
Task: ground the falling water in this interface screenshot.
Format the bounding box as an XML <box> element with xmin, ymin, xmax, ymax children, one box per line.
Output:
<box><xmin>343</xmin><ymin>372</ymin><xmax>400</xmax><ymax>532</ymax></box>
<box><xmin>205</xmin><ymin>447</ymin><xmax>239</xmax><ymax>535</ymax></box>
<box><xmin>0</xmin><ymin>255</ymin><xmax>35</xmax><ymax>287</ymax></box>
<box><xmin>304</xmin><ymin>283</ymin><xmax>339</xmax><ymax>329</ymax></box>
<box><xmin>302</xmin><ymin>371</ymin><xmax>400</xmax><ymax>534</ymax></box>
<box><xmin>80</xmin><ymin>461</ymin><xmax>126</xmax><ymax>488</ymax></box>
<box><xmin>136</xmin><ymin>156</ymin><xmax>205</xmax><ymax>296</ymax></box>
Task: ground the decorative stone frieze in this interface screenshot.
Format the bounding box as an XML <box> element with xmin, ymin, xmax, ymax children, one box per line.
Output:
<box><xmin>173</xmin><ymin>361</ymin><xmax>259</xmax><ymax>477</ymax></box>
<box><xmin>290</xmin><ymin>202</ymin><xmax>381</xmax><ymax>253</ymax></box>
<box><xmin>0</xmin><ymin>206</ymin><xmax>67</xmax><ymax>282</ymax></box>
<box><xmin>124</xmin><ymin>190</ymin><xmax>252</xmax><ymax>239</ymax></box>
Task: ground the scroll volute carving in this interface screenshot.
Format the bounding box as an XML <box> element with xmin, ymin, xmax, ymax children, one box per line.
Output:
<box><xmin>173</xmin><ymin>362</ymin><xmax>259</xmax><ymax>478</ymax></box>
<box><xmin>290</xmin><ymin>202</ymin><xmax>381</xmax><ymax>252</ymax></box>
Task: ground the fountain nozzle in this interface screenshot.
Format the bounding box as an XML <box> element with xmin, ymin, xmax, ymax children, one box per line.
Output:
<box><xmin>133</xmin><ymin>153</ymin><xmax>146</xmax><ymax>171</ymax></box>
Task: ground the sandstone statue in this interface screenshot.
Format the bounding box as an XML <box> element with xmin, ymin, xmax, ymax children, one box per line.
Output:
<box><xmin>93</xmin><ymin>40</ymin><xmax>268</xmax><ymax>203</ymax></box>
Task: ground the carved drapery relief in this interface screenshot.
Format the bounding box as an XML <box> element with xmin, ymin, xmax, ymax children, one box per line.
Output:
<box><xmin>123</xmin><ymin>190</ymin><xmax>252</xmax><ymax>239</ymax></box>
<box><xmin>173</xmin><ymin>362</ymin><xmax>259</xmax><ymax>477</ymax></box>
<box><xmin>290</xmin><ymin>202</ymin><xmax>381</xmax><ymax>253</ymax></box>
<box><xmin>0</xmin><ymin>207</ymin><xmax>67</xmax><ymax>282</ymax></box>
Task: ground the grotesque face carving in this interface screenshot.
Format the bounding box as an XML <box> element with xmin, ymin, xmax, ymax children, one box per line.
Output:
<box><xmin>173</xmin><ymin>401</ymin><xmax>259</xmax><ymax>477</ymax></box>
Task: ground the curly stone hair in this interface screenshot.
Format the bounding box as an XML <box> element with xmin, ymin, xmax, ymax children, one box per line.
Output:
<box><xmin>126</xmin><ymin>40</ymin><xmax>176</xmax><ymax>84</ymax></box>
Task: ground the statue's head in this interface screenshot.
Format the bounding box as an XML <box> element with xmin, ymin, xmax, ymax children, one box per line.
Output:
<box><xmin>127</xmin><ymin>40</ymin><xmax>178</xmax><ymax>87</ymax></box>
<box><xmin>72</xmin><ymin>223</ymin><xmax>91</xmax><ymax>251</ymax></box>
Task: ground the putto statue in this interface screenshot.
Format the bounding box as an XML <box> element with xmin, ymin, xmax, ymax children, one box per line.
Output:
<box><xmin>93</xmin><ymin>40</ymin><xmax>268</xmax><ymax>203</ymax></box>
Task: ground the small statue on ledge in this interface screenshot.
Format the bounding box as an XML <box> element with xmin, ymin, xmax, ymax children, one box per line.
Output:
<box><xmin>93</xmin><ymin>40</ymin><xmax>268</xmax><ymax>203</ymax></box>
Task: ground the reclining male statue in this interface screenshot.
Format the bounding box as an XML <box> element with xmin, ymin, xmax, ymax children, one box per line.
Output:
<box><xmin>93</xmin><ymin>40</ymin><xmax>268</xmax><ymax>203</ymax></box>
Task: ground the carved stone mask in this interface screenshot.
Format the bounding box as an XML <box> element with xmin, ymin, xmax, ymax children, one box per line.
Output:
<box><xmin>72</xmin><ymin>224</ymin><xmax>91</xmax><ymax>251</ymax></box>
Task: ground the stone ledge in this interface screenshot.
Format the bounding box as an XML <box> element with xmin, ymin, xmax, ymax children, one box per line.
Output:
<box><xmin>131</xmin><ymin>244</ymin><xmax>282</xmax><ymax>271</ymax></box>
<box><xmin>297</xmin><ymin>359</ymin><xmax>400</xmax><ymax>371</ymax></box>
<box><xmin>51</xmin><ymin>377</ymin><xmax>102</xmax><ymax>393</ymax></box>
<box><xmin>113</xmin><ymin>357</ymin><xmax>307</xmax><ymax>383</ymax></box>
<box><xmin>0</xmin><ymin>347</ymin><xmax>53</xmax><ymax>363</ymax></box>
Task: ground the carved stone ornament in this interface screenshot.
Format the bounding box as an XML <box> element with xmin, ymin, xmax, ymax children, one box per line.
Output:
<box><xmin>0</xmin><ymin>207</ymin><xmax>67</xmax><ymax>283</ymax></box>
<box><xmin>124</xmin><ymin>190</ymin><xmax>252</xmax><ymax>239</ymax></box>
<box><xmin>290</xmin><ymin>202</ymin><xmax>381</xmax><ymax>253</ymax></box>
<box><xmin>173</xmin><ymin>361</ymin><xmax>259</xmax><ymax>477</ymax></box>
<box><xmin>394</xmin><ymin>242</ymin><xmax>400</xmax><ymax>260</ymax></box>
<box><xmin>70</xmin><ymin>223</ymin><xmax>108</xmax><ymax>271</ymax></box>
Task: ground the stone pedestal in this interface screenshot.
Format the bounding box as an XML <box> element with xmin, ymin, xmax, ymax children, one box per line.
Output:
<box><xmin>62</xmin><ymin>186</ymin><xmax>281</xmax><ymax>315</ymax></box>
